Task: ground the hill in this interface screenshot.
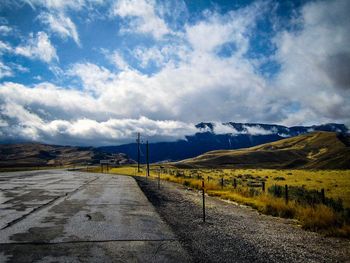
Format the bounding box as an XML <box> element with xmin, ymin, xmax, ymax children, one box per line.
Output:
<box><xmin>99</xmin><ymin>122</ymin><xmax>348</xmax><ymax>163</ymax></box>
<box><xmin>175</xmin><ymin>132</ymin><xmax>350</xmax><ymax>169</ymax></box>
<box><xmin>0</xmin><ymin>143</ymin><xmax>135</xmax><ymax>168</ymax></box>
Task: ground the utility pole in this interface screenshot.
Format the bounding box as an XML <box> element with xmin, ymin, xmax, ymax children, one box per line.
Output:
<box><xmin>146</xmin><ymin>140</ymin><xmax>150</xmax><ymax>177</ymax></box>
<box><xmin>137</xmin><ymin>132</ymin><xmax>140</xmax><ymax>172</ymax></box>
<box><xmin>202</xmin><ymin>178</ymin><xmax>205</xmax><ymax>222</ymax></box>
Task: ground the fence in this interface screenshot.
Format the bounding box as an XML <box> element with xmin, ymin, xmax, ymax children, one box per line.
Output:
<box><xmin>160</xmin><ymin>169</ymin><xmax>347</xmax><ymax>217</ymax></box>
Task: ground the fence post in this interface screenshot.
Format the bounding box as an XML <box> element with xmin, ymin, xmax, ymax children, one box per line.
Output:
<box><xmin>221</xmin><ymin>177</ymin><xmax>224</xmax><ymax>189</ymax></box>
<box><xmin>262</xmin><ymin>181</ymin><xmax>265</xmax><ymax>192</ymax></box>
<box><xmin>158</xmin><ymin>169</ymin><xmax>160</xmax><ymax>190</ymax></box>
<box><xmin>285</xmin><ymin>185</ymin><xmax>289</xmax><ymax>204</ymax></box>
<box><xmin>202</xmin><ymin>178</ymin><xmax>206</xmax><ymax>222</ymax></box>
<box><xmin>274</xmin><ymin>184</ymin><xmax>277</xmax><ymax>196</ymax></box>
<box><xmin>233</xmin><ymin>178</ymin><xmax>237</xmax><ymax>189</ymax></box>
<box><xmin>321</xmin><ymin>188</ymin><xmax>325</xmax><ymax>204</ymax></box>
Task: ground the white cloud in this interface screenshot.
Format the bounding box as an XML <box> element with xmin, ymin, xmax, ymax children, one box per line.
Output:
<box><xmin>0</xmin><ymin>61</ymin><xmax>13</xmax><ymax>79</ymax></box>
<box><xmin>15</xmin><ymin>32</ymin><xmax>58</xmax><ymax>63</ymax></box>
<box><xmin>243</xmin><ymin>125</ymin><xmax>273</xmax><ymax>136</ymax></box>
<box><xmin>0</xmin><ymin>82</ymin><xmax>101</xmax><ymax>121</ymax></box>
<box><xmin>0</xmin><ymin>81</ymin><xmax>196</xmax><ymax>144</ymax></box>
<box><xmin>104</xmin><ymin>50</ymin><xmax>130</xmax><ymax>71</ymax></box>
<box><xmin>0</xmin><ymin>25</ymin><xmax>12</xmax><ymax>35</ymax></box>
<box><xmin>212</xmin><ymin>123</ymin><xmax>235</xmax><ymax>134</ymax></box>
<box><xmin>132</xmin><ymin>45</ymin><xmax>182</xmax><ymax>68</ymax></box>
<box><xmin>0</xmin><ymin>119</ymin><xmax>8</xmax><ymax>128</ymax></box>
<box><xmin>11</xmin><ymin>63</ymin><xmax>29</xmax><ymax>73</ymax></box>
<box><xmin>274</xmin><ymin>0</ymin><xmax>350</xmax><ymax>125</ymax></box>
<box><xmin>24</xmin><ymin>0</ymin><xmax>103</xmax><ymax>12</ymax></box>
<box><xmin>204</xmin><ymin>123</ymin><xmax>275</xmax><ymax>136</ymax></box>
<box><xmin>133</xmin><ymin>46</ymin><xmax>165</xmax><ymax>68</ymax></box>
<box><xmin>112</xmin><ymin>0</ymin><xmax>170</xmax><ymax>39</ymax></box>
<box><xmin>1</xmin><ymin>0</ymin><xmax>350</xmax><ymax>145</ymax></box>
<box><xmin>68</xmin><ymin>62</ymin><xmax>114</xmax><ymax>94</ymax></box>
<box><xmin>185</xmin><ymin>3</ymin><xmax>265</xmax><ymax>55</ymax></box>
<box><xmin>39</xmin><ymin>12</ymin><xmax>80</xmax><ymax>46</ymax></box>
<box><xmin>0</xmin><ymin>41</ymin><xmax>29</xmax><ymax>79</ymax></box>
<box><xmin>0</xmin><ymin>41</ymin><xmax>13</xmax><ymax>55</ymax></box>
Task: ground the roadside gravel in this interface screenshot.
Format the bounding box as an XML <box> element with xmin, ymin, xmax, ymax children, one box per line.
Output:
<box><xmin>135</xmin><ymin>176</ymin><xmax>350</xmax><ymax>263</ymax></box>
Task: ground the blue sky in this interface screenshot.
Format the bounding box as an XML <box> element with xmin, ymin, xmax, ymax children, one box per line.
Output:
<box><xmin>0</xmin><ymin>0</ymin><xmax>349</xmax><ymax>145</ymax></box>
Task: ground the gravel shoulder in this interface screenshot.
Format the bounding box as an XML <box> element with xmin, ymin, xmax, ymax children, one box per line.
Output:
<box><xmin>135</xmin><ymin>176</ymin><xmax>350</xmax><ymax>263</ymax></box>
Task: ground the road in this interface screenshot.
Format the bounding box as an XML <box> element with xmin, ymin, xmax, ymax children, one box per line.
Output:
<box><xmin>0</xmin><ymin>170</ymin><xmax>190</xmax><ymax>262</ymax></box>
<box><xmin>136</xmin><ymin>177</ymin><xmax>350</xmax><ymax>263</ymax></box>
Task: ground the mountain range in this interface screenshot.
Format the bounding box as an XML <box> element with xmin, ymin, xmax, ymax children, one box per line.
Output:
<box><xmin>99</xmin><ymin>122</ymin><xmax>348</xmax><ymax>163</ymax></box>
<box><xmin>175</xmin><ymin>131</ymin><xmax>350</xmax><ymax>169</ymax></box>
<box><xmin>0</xmin><ymin>122</ymin><xmax>348</xmax><ymax>168</ymax></box>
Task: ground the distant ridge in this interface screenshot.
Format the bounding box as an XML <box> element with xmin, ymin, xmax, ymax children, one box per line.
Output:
<box><xmin>195</xmin><ymin>122</ymin><xmax>348</xmax><ymax>136</ymax></box>
<box><xmin>175</xmin><ymin>132</ymin><xmax>350</xmax><ymax>170</ymax></box>
<box><xmin>99</xmin><ymin>123</ymin><xmax>348</xmax><ymax>163</ymax></box>
<box><xmin>0</xmin><ymin>143</ymin><xmax>135</xmax><ymax>168</ymax></box>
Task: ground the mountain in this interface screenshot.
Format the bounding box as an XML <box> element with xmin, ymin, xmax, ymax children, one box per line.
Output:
<box><xmin>98</xmin><ymin>123</ymin><xmax>348</xmax><ymax>163</ymax></box>
<box><xmin>175</xmin><ymin>132</ymin><xmax>350</xmax><ymax>169</ymax></box>
<box><xmin>0</xmin><ymin>143</ymin><xmax>135</xmax><ymax>168</ymax></box>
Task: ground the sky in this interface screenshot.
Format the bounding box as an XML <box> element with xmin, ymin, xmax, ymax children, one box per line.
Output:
<box><xmin>0</xmin><ymin>0</ymin><xmax>349</xmax><ymax>146</ymax></box>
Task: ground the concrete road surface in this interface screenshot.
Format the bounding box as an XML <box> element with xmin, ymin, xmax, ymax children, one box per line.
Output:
<box><xmin>0</xmin><ymin>170</ymin><xmax>190</xmax><ymax>262</ymax></box>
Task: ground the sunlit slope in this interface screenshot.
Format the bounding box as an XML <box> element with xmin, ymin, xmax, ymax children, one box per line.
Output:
<box><xmin>0</xmin><ymin>143</ymin><xmax>135</xmax><ymax>167</ymax></box>
<box><xmin>176</xmin><ymin>132</ymin><xmax>350</xmax><ymax>169</ymax></box>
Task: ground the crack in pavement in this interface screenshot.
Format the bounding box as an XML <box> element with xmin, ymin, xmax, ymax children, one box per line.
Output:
<box><xmin>1</xmin><ymin>177</ymin><xmax>99</xmax><ymax>230</ymax></box>
<box><xmin>0</xmin><ymin>239</ymin><xmax>177</xmax><ymax>245</ymax></box>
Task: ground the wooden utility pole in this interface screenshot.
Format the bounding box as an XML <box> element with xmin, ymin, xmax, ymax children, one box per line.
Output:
<box><xmin>158</xmin><ymin>169</ymin><xmax>160</xmax><ymax>189</ymax></box>
<box><xmin>202</xmin><ymin>178</ymin><xmax>206</xmax><ymax>222</ymax></box>
<box><xmin>137</xmin><ymin>133</ymin><xmax>140</xmax><ymax>172</ymax></box>
<box><xmin>146</xmin><ymin>140</ymin><xmax>150</xmax><ymax>177</ymax></box>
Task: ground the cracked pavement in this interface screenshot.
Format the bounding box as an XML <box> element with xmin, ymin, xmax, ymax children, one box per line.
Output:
<box><xmin>0</xmin><ymin>170</ymin><xmax>190</xmax><ymax>262</ymax></box>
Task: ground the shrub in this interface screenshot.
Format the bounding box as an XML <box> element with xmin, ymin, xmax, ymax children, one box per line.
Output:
<box><xmin>183</xmin><ymin>180</ymin><xmax>190</xmax><ymax>187</ymax></box>
<box><xmin>336</xmin><ymin>224</ymin><xmax>350</xmax><ymax>238</ymax></box>
<box><xmin>263</xmin><ymin>198</ymin><xmax>296</xmax><ymax>218</ymax></box>
<box><xmin>297</xmin><ymin>205</ymin><xmax>340</xmax><ymax>231</ymax></box>
<box><xmin>274</xmin><ymin>176</ymin><xmax>286</xmax><ymax>181</ymax></box>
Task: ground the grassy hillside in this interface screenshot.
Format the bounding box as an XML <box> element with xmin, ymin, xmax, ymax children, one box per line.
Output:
<box><xmin>0</xmin><ymin>143</ymin><xmax>134</xmax><ymax>168</ymax></box>
<box><xmin>175</xmin><ymin>132</ymin><xmax>350</xmax><ymax>169</ymax></box>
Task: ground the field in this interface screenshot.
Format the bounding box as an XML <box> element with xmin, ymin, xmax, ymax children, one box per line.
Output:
<box><xmin>90</xmin><ymin>165</ymin><xmax>350</xmax><ymax>237</ymax></box>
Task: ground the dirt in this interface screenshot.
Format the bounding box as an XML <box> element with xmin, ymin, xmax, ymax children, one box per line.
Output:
<box><xmin>135</xmin><ymin>176</ymin><xmax>350</xmax><ymax>263</ymax></box>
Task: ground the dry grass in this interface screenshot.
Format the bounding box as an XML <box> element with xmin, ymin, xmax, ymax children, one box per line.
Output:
<box><xmin>88</xmin><ymin>165</ymin><xmax>350</xmax><ymax>237</ymax></box>
<box><xmin>297</xmin><ymin>205</ymin><xmax>339</xmax><ymax>231</ymax></box>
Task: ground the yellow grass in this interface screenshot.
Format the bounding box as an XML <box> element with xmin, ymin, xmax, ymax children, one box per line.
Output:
<box><xmin>90</xmin><ymin>165</ymin><xmax>350</xmax><ymax>237</ymax></box>
<box><xmin>106</xmin><ymin>166</ymin><xmax>350</xmax><ymax>207</ymax></box>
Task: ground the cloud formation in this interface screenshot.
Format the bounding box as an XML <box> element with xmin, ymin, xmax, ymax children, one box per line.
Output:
<box><xmin>274</xmin><ymin>0</ymin><xmax>350</xmax><ymax>126</ymax></box>
<box><xmin>0</xmin><ymin>0</ymin><xmax>349</xmax><ymax>145</ymax></box>
<box><xmin>0</xmin><ymin>61</ymin><xmax>13</xmax><ymax>79</ymax></box>
<box><xmin>15</xmin><ymin>31</ymin><xmax>58</xmax><ymax>63</ymax></box>
<box><xmin>111</xmin><ymin>0</ymin><xmax>170</xmax><ymax>39</ymax></box>
<box><xmin>39</xmin><ymin>12</ymin><xmax>80</xmax><ymax>46</ymax></box>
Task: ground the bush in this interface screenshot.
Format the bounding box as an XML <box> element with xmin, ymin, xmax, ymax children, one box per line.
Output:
<box><xmin>263</xmin><ymin>198</ymin><xmax>296</xmax><ymax>218</ymax></box>
<box><xmin>183</xmin><ymin>180</ymin><xmax>190</xmax><ymax>187</ymax></box>
<box><xmin>268</xmin><ymin>185</ymin><xmax>344</xmax><ymax>212</ymax></box>
<box><xmin>297</xmin><ymin>205</ymin><xmax>340</xmax><ymax>231</ymax></box>
<box><xmin>274</xmin><ymin>176</ymin><xmax>286</xmax><ymax>181</ymax></box>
